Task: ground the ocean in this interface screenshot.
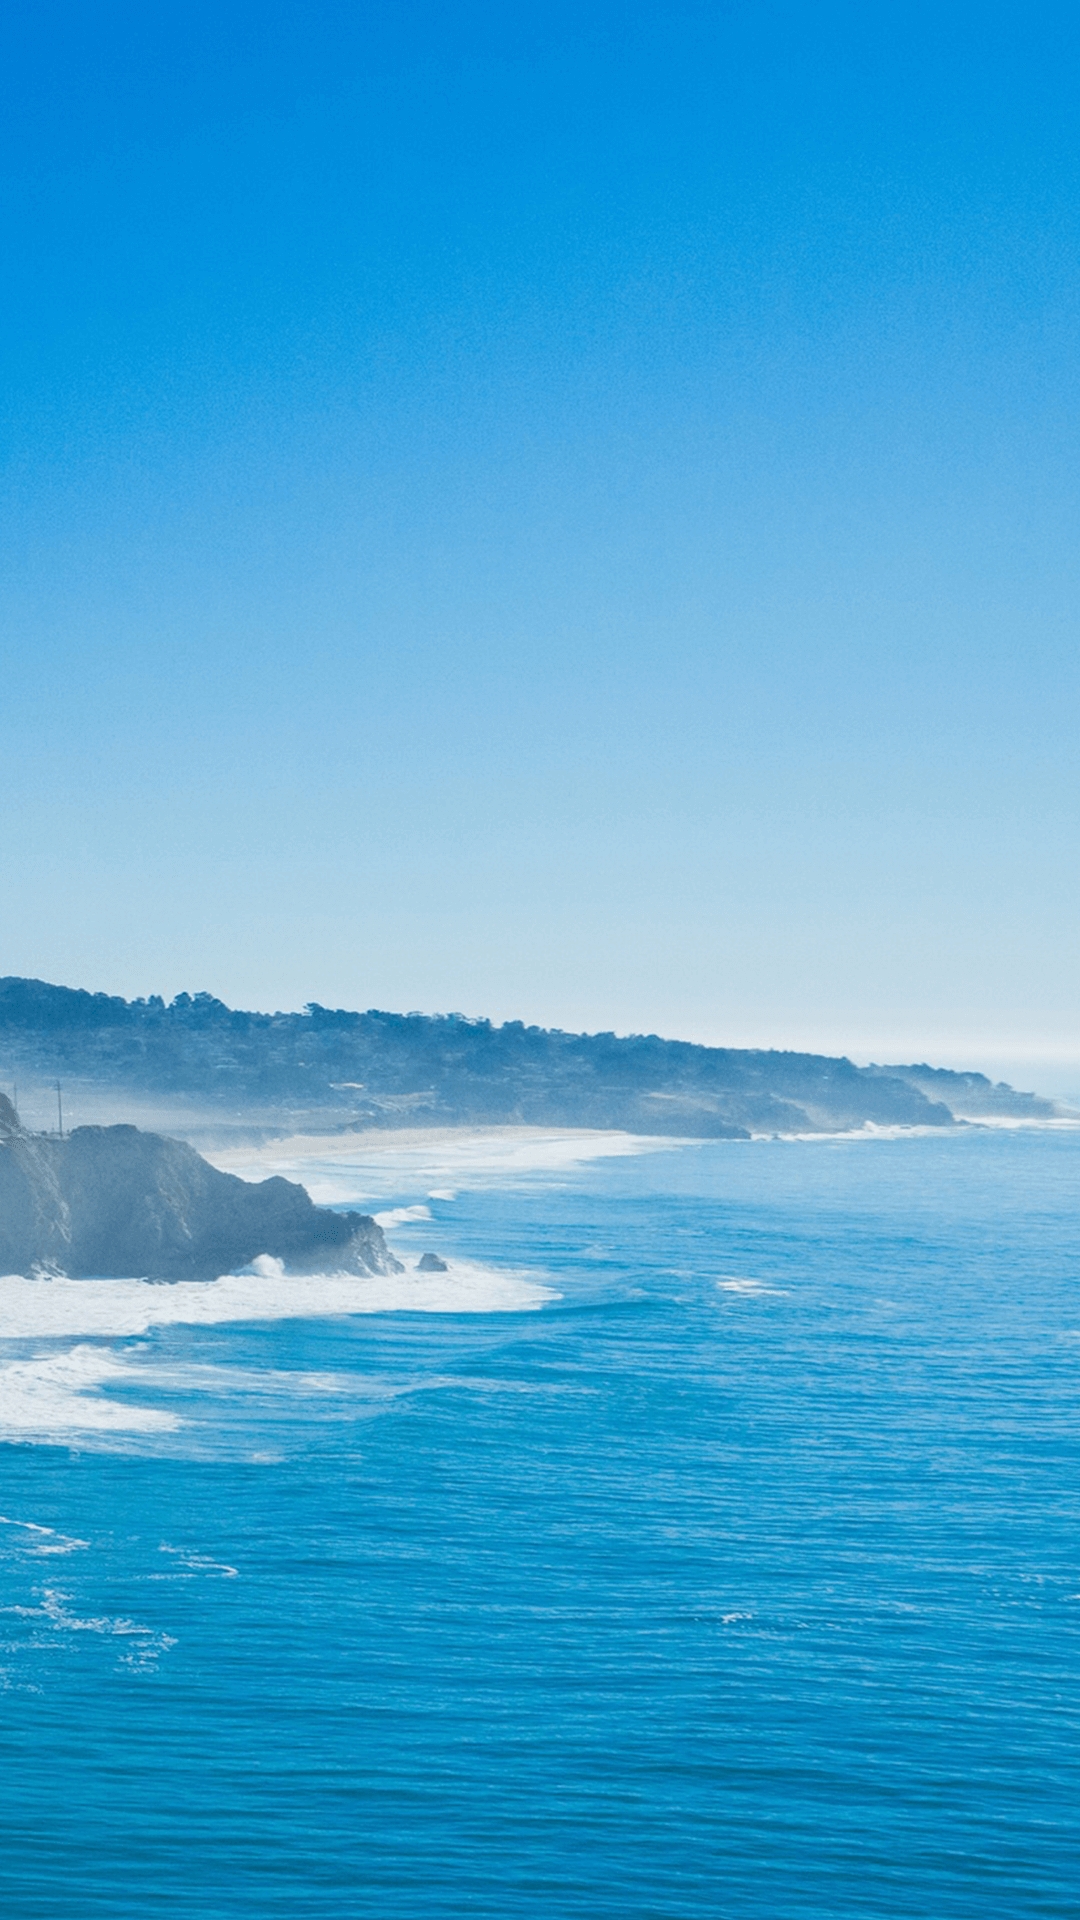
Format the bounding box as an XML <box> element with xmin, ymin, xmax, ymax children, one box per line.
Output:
<box><xmin>1</xmin><ymin>1125</ymin><xmax>1078</xmax><ymax>1917</ymax></box>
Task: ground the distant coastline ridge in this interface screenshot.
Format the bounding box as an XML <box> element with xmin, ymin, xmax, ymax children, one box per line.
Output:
<box><xmin>0</xmin><ymin>977</ymin><xmax>1068</xmax><ymax>1143</ymax></box>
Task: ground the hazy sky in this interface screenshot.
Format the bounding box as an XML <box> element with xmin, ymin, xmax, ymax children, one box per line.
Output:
<box><xmin>2</xmin><ymin>3</ymin><xmax>1078</xmax><ymax>1082</ymax></box>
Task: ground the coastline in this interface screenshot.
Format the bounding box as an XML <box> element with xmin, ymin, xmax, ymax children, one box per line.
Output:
<box><xmin>204</xmin><ymin>1124</ymin><xmax>675</xmax><ymax>1197</ymax></box>
<box><xmin>204</xmin><ymin>1113</ymin><xmax>1080</xmax><ymax>1209</ymax></box>
<box><xmin>208</xmin><ymin>1110</ymin><xmax>1080</xmax><ymax>1168</ymax></box>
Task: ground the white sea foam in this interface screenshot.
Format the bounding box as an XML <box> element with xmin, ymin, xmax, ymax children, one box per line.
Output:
<box><xmin>0</xmin><ymin>1346</ymin><xmax>180</xmax><ymax>1437</ymax></box>
<box><xmin>373</xmin><ymin>1204</ymin><xmax>432</xmax><ymax>1227</ymax></box>
<box><xmin>0</xmin><ymin>1262</ymin><xmax>557</xmax><ymax>1446</ymax></box>
<box><xmin>0</xmin><ymin>1262</ymin><xmax>557</xmax><ymax>1343</ymax></box>
<box><xmin>159</xmin><ymin>1545</ymin><xmax>238</xmax><ymax>1577</ymax></box>
<box><xmin>0</xmin><ymin>1342</ymin><xmax>573</xmax><ymax>1449</ymax></box>
<box><xmin>717</xmin><ymin>1278</ymin><xmax>789</xmax><ymax>1296</ymax></box>
<box><xmin>0</xmin><ymin>1515</ymin><xmax>89</xmax><ymax>1553</ymax></box>
<box><xmin>7</xmin><ymin>1585</ymin><xmax>155</xmax><ymax>1636</ymax></box>
<box><xmin>759</xmin><ymin>1116</ymin><xmax>1080</xmax><ymax>1142</ymax></box>
<box><xmin>2</xmin><ymin>1587</ymin><xmax>177</xmax><ymax>1668</ymax></box>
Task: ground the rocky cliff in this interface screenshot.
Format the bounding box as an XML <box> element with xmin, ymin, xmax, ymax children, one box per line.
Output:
<box><xmin>0</xmin><ymin>1093</ymin><xmax>399</xmax><ymax>1281</ymax></box>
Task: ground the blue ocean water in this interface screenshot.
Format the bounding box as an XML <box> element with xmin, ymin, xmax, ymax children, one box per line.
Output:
<box><xmin>2</xmin><ymin>1127</ymin><xmax>1079</xmax><ymax>1917</ymax></box>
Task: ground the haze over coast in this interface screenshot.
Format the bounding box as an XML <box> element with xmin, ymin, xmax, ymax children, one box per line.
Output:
<box><xmin>1</xmin><ymin>976</ymin><xmax>1069</xmax><ymax>1149</ymax></box>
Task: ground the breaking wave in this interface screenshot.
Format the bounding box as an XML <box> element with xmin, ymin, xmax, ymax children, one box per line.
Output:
<box><xmin>0</xmin><ymin>1261</ymin><xmax>559</xmax><ymax>1444</ymax></box>
<box><xmin>0</xmin><ymin>1345</ymin><xmax>180</xmax><ymax>1439</ymax></box>
<box><xmin>0</xmin><ymin>1261</ymin><xmax>557</xmax><ymax>1343</ymax></box>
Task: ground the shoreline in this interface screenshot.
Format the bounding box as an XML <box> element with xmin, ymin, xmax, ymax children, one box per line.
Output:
<box><xmin>204</xmin><ymin>1113</ymin><xmax>1080</xmax><ymax>1197</ymax></box>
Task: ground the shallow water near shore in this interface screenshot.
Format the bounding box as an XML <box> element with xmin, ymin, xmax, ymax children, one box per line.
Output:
<box><xmin>2</xmin><ymin>1127</ymin><xmax>1078</xmax><ymax>1916</ymax></box>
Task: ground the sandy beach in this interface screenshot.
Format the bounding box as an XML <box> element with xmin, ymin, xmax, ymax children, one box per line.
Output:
<box><xmin>204</xmin><ymin>1124</ymin><xmax>672</xmax><ymax>1204</ymax></box>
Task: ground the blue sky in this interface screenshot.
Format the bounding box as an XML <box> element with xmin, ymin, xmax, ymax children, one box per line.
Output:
<box><xmin>2</xmin><ymin>2</ymin><xmax>1078</xmax><ymax>1084</ymax></box>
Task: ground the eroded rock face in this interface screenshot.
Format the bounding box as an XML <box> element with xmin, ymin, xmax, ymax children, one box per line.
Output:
<box><xmin>0</xmin><ymin>1095</ymin><xmax>71</xmax><ymax>1275</ymax></box>
<box><xmin>0</xmin><ymin>1111</ymin><xmax>400</xmax><ymax>1281</ymax></box>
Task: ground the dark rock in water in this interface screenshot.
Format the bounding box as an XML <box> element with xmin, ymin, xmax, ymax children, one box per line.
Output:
<box><xmin>416</xmin><ymin>1251</ymin><xmax>448</xmax><ymax>1272</ymax></box>
<box><xmin>0</xmin><ymin>1101</ymin><xmax>400</xmax><ymax>1281</ymax></box>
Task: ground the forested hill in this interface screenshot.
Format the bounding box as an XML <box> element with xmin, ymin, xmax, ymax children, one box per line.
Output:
<box><xmin>0</xmin><ymin>977</ymin><xmax>1060</xmax><ymax>1138</ymax></box>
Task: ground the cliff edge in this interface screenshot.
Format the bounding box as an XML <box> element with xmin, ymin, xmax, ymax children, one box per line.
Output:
<box><xmin>0</xmin><ymin>1093</ymin><xmax>399</xmax><ymax>1281</ymax></box>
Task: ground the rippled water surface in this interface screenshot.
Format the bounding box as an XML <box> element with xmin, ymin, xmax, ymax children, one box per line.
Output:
<box><xmin>2</xmin><ymin>1128</ymin><xmax>1078</xmax><ymax>1916</ymax></box>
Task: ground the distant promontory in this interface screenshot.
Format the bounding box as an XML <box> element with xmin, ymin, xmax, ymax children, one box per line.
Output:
<box><xmin>0</xmin><ymin>976</ymin><xmax>1065</xmax><ymax>1140</ymax></box>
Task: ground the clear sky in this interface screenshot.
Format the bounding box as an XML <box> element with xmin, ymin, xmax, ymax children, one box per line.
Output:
<box><xmin>2</xmin><ymin>2</ymin><xmax>1078</xmax><ymax>1088</ymax></box>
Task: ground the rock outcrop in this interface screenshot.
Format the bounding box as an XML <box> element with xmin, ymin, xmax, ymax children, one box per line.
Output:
<box><xmin>0</xmin><ymin>1096</ymin><xmax>399</xmax><ymax>1281</ymax></box>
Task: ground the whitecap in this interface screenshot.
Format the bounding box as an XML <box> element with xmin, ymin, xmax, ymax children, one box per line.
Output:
<box><xmin>0</xmin><ymin>1261</ymin><xmax>558</xmax><ymax>1343</ymax></box>
<box><xmin>0</xmin><ymin>1515</ymin><xmax>89</xmax><ymax>1553</ymax></box>
<box><xmin>716</xmin><ymin>1278</ymin><xmax>789</xmax><ymax>1296</ymax></box>
<box><xmin>3</xmin><ymin>1587</ymin><xmax>178</xmax><ymax>1668</ymax></box>
<box><xmin>0</xmin><ymin>1346</ymin><xmax>180</xmax><ymax>1437</ymax></box>
<box><xmin>24</xmin><ymin>1587</ymin><xmax>155</xmax><ymax>1636</ymax></box>
<box><xmin>159</xmin><ymin>1545</ymin><xmax>238</xmax><ymax>1577</ymax></box>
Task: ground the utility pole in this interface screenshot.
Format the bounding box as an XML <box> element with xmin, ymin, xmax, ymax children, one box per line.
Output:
<box><xmin>56</xmin><ymin>1080</ymin><xmax>63</xmax><ymax>1139</ymax></box>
